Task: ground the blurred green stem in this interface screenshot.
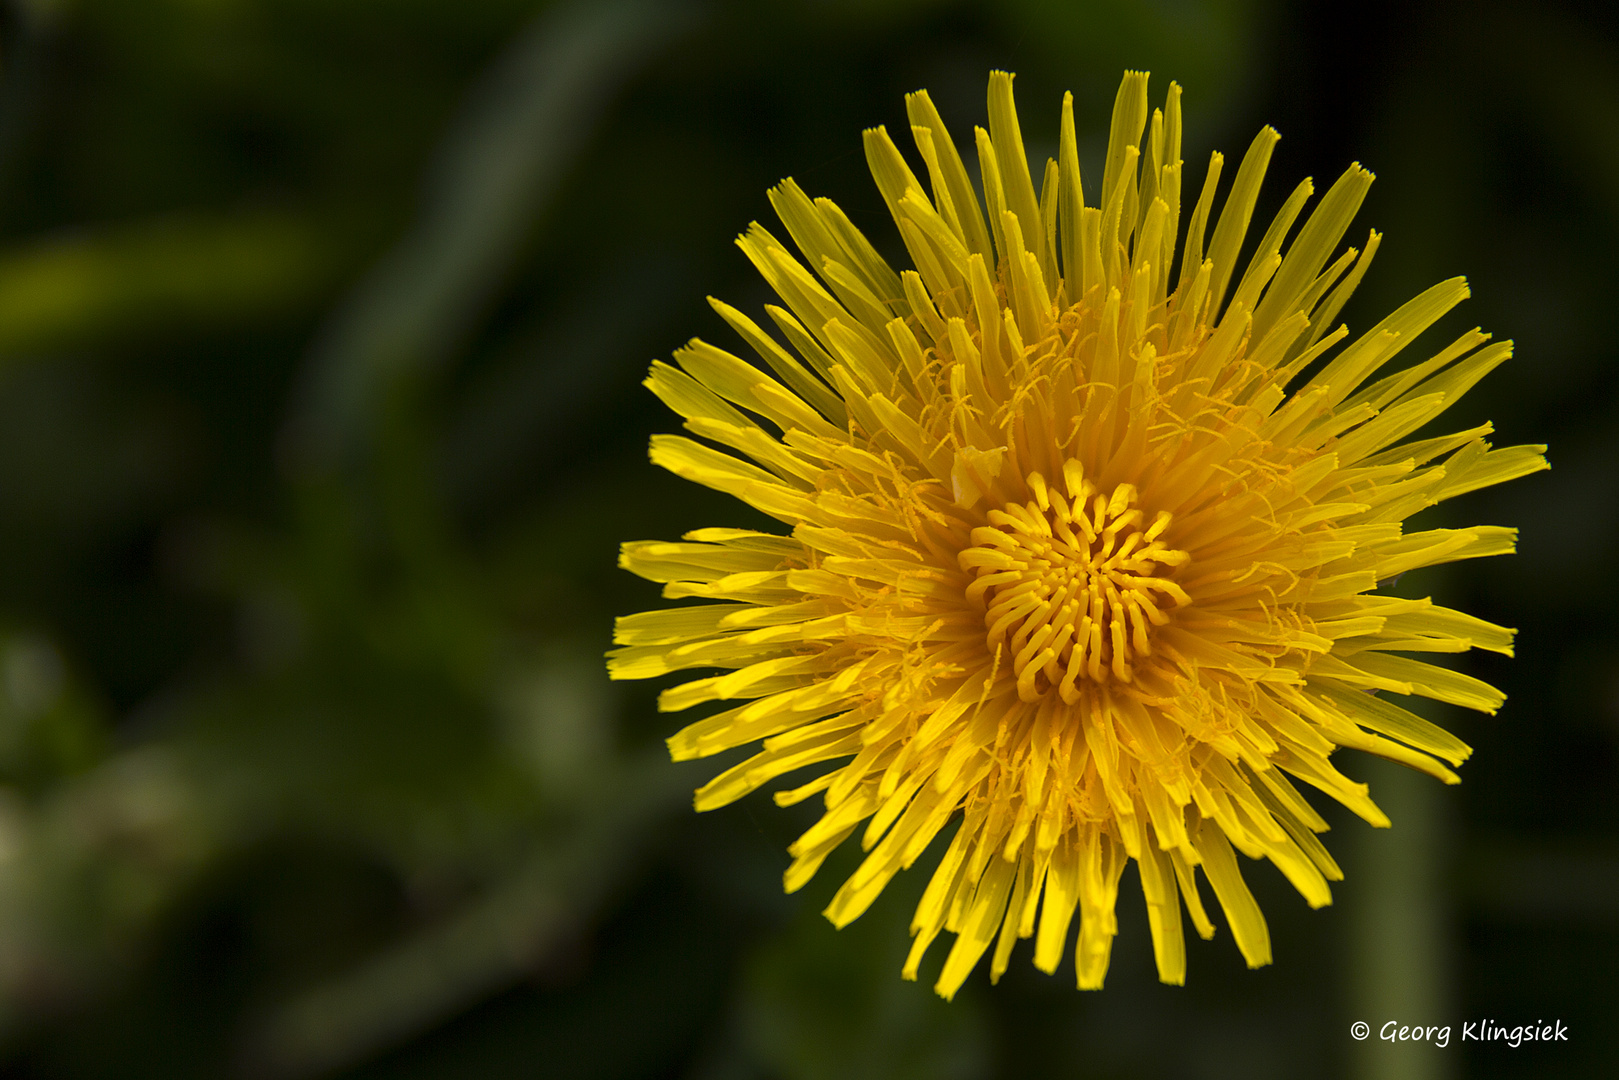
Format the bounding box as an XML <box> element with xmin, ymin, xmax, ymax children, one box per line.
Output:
<box><xmin>1347</xmin><ymin>755</ymin><xmax>1454</xmax><ymax>1080</ymax></box>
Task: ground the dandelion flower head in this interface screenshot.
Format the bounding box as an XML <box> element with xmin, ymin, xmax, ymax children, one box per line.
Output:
<box><xmin>610</xmin><ymin>71</ymin><xmax>1546</xmax><ymax>997</ymax></box>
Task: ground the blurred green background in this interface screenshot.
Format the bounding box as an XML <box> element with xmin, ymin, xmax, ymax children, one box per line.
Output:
<box><xmin>0</xmin><ymin>0</ymin><xmax>1611</xmax><ymax>1076</ymax></box>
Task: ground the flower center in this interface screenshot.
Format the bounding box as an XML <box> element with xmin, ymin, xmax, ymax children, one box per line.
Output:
<box><xmin>960</xmin><ymin>466</ymin><xmax>1190</xmax><ymax>700</ymax></box>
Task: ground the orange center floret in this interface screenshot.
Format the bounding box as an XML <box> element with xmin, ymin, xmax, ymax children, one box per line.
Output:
<box><xmin>960</xmin><ymin>465</ymin><xmax>1190</xmax><ymax>700</ymax></box>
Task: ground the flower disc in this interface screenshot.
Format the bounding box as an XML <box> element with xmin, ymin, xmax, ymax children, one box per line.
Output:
<box><xmin>610</xmin><ymin>70</ymin><xmax>1546</xmax><ymax>996</ymax></box>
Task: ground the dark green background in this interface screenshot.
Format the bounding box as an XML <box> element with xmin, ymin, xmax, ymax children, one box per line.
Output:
<box><xmin>0</xmin><ymin>0</ymin><xmax>1609</xmax><ymax>1077</ymax></box>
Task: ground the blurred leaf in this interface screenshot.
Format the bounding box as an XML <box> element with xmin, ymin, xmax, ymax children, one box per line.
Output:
<box><xmin>290</xmin><ymin>0</ymin><xmax>694</xmax><ymax>473</ymax></box>
<box><xmin>0</xmin><ymin>212</ymin><xmax>336</xmax><ymax>356</ymax></box>
<box><xmin>0</xmin><ymin>631</ymin><xmax>105</xmax><ymax>791</ymax></box>
<box><xmin>0</xmin><ymin>0</ymin><xmax>698</xmax><ymax>1056</ymax></box>
<box><xmin>0</xmin><ymin>746</ymin><xmax>217</xmax><ymax>1022</ymax></box>
<box><xmin>0</xmin><ymin>0</ymin><xmax>1610</xmax><ymax>1076</ymax></box>
<box><xmin>240</xmin><ymin>753</ymin><xmax>684</xmax><ymax>1080</ymax></box>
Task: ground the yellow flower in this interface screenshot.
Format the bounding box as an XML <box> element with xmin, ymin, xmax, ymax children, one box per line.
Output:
<box><xmin>609</xmin><ymin>71</ymin><xmax>1546</xmax><ymax>997</ymax></box>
